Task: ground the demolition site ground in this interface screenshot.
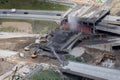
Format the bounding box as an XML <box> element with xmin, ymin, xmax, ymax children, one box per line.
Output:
<box><xmin>0</xmin><ymin>15</ymin><xmax>120</xmax><ymax>80</ymax></box>
<box><xmin>0</xmin><ymin>29</ymin><xmax>120</xmax><ymax>80</ymax></box>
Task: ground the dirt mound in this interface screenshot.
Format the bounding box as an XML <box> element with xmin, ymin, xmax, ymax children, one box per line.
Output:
<box><xmin>0</xmin><ymin>22</ymin><xmax>32</xmax><ymax>33</ymax></box>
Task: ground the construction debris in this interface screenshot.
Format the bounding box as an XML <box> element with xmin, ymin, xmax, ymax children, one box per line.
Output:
<box><xmin>0</xmin><ymin>50</ymin><xmax>17</xmax><ymax>58</ymax></box>
<box><xmin>95</xmin><ymin>53</ymin><xmax>116</xmax><ymax>65</ymax></box>
<box><xmin>101</xmin><ymin>59</ymin><xmax>115</xmax><ymax>68</ymax></box>
<box><xmin>1</xmin><ymin>63</ymin><xmax>61</xmax><ymax>80</ymax></box>
<box><xmin>69</xmin><ymin>47</ymin><xmax>85</xmax><ymax>57</ymax></box>
<box><xmin>24</xmin><ymin>29</ymin><xmax>81</xmax><ymax>59</ymax></box>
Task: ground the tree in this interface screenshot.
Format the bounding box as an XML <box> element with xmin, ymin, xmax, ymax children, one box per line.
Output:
<box><xmin>0</xmin><ymin>0</ymin><xmax>8</xmax><ymax>4</ymax></box>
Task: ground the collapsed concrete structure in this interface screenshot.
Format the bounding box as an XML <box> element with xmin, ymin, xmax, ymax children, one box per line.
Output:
<box><xmin>62</xmin><ymin>1</ymin><xmax>120</xmax><ymax>35</ymax></box>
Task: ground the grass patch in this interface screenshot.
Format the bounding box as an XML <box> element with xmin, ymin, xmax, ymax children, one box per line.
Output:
<box><xmin>0</xmin><ymin>0</ymin><xmax>70</xmax><ymax>11</ymax></box>
<box><xmin>30</xmin><ymin>69</ymin><xmax>69</xmax><ymax>80</ymax></box>
<box><xmin>64</xmin><ymin>54</ymin><xmax>86</xmax><ymax>63</ymax></box>
<box><xmin>32</xmin><ymin>20</ymin><xmax>58</xmax><ymax>34</ymax></box>
<box><xmin>0</xmin><ymin>19</ymin><xmax>30</xmax><ymax>23</ymax></box>
<box><xmin>0</xmin><ymin>19</ymin><xmax>58</xmax><ymax>33</ymax></box>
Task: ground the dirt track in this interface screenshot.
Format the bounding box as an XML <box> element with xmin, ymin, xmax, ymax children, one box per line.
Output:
<box><xmin>0</xmin><ymin>37</ymin><xmax>35</xmax><ymax>51</ymax></box>
<box><xmin>0</xmin><ymin>22</ymin><xmax>32</xmax><ymax>33</ymax></box>
<box><xmin>0</xmin><ymin>61</ymin><xmax>15</xmax><ymax>76</ymax></box>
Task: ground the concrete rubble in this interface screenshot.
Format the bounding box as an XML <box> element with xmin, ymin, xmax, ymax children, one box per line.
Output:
<box><xmin>0</xmin><ymin>50</ymin><xmax>18</xmax><ymax>58</ymax></box>
<box><xmin>70</xmin><ymin>47</ymin><xmax>85</xmax><ymax>57</ymax></box>
<box><xmin>0</xmin><ymin>59</ymin><xmax>61</xmax><ymax>80</ymax></box>
<box><xmin>101</xmin><ymin>59</ymin><xmax>115</xmax><ymax>68</ymax></box>
<box><xmin>0</xmin><ymin>32</ymin><xmax>39</xmax><ymax>39</ymax></box>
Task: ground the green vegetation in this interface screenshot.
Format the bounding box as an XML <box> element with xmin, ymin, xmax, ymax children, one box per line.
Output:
<box><xmin>0</xmin><ymin>26</ymin><xmax>21</xmax><ymax>32</ymax></box>
<box><xmin>64</xmin><ymin>54</ymin><xmax>85</xmax><ymax>62</ymax></box>
<box><xmin>0</xmin><ymin>19</ymin><xmax>58</xmax><ymax>33</ymax></box>
<box><xmin>0</xmin><ymin>19</ymin><xmax>30</xmax><ymax>23</ymax></box>
<box><xmin>0</xmin><ymin>0</ymin><xmax>70</xmax><ymax>11</ymax></box>
<box><xmin>30</xmin><ymin>69</ymin><xmax>69</xmax><ymax>80</ymax></box>
<box><xmin>32</xmin><ymin>20</ymin><xmax>58</xmax><ymax>34</ymax></box>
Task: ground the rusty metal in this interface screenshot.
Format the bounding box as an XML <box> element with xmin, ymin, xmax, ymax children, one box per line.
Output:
<box><xmin>95</xmin><ymin>53</ymin><xmax>116</xmax><ymax>65</ymax></box>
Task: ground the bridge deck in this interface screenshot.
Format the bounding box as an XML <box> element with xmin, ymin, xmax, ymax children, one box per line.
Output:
<box><xmin>95</xmin><ymin>22</ymin><xmax>120</xmax><ymax>35</ymax></box>
<box><xmin>102</xmin><ymin>15</ymin><xmax>120</xmax><ymax>25</ymax></box>
<box><xmin>62</xmin><ymin>61</ymin><xmax>120</xmax><ymax>80</ymax></box>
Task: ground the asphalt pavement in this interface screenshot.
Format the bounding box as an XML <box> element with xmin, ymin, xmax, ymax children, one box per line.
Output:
<box><xmin>0</xmin><ymin>14</ymin><xmax>61</xmax><ymax>21</ymax></box>
<box><xmin>0</xmin><ymin>1</ymin><xmax>76</xmax><ymax>21</ymax></box>
<box><xmin>0</xmin><ymin>9</ymin><xmax>64</xmax><ymax>16</ymax></box>
<box><xmin>0</xmin><ymin>9</ymin><xmax>64</xmax><ymax>21</ymax></box>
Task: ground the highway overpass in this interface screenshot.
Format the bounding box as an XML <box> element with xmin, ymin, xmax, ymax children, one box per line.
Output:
<box><xmin>62</xmin><ymin>61</ymin><xmax>120</xmax><ymax>80</ymax></box>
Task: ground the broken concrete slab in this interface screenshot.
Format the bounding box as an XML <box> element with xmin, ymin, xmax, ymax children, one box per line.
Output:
<box><xmin>0</xmin><ymin>50</ymin><xmax>18</xmax><ymax>58</ymax></box>
<box><xmin>69</xmin><ymin>47</ymin><xmax>85</xmax><ymax>57</ymax></box>
<box><xmin>0</xmin><ymin>32</ymin><xmax>38</xmax><ymax>39</ymax></box>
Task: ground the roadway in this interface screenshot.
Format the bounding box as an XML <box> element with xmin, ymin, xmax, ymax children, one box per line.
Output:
<box><xmin>0</xmin><ymin>14</ymin><xmax>61</xmax><ymax>21</ymax></box>
<box><xmin>0</xmin><ymin>9</ymin><xmax>64</xmax><ymax>16</ymax></box>
<box><xmin>0</xmin><ymin>0</ymin><xmax>76</xmax><ymax>21</ymax></box>
<box><xmin>0</xmin><ymin>9</ymin><xmax>64</xmax><ymax>21</ymax></box>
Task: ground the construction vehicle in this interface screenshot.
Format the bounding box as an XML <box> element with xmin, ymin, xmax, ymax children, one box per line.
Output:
<box><xmin>24</xmin><ymin>29</ymin><xmax>81</xmax><ymax>59</ymax></box>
